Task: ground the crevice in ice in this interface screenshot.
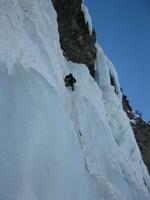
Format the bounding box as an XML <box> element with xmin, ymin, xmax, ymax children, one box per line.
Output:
<box><xmin>5</xmin><ymin>14</ymin><xmax>15</xmax><ymax>31</ymax></box>
<box><xmin>109</xmin><ymin>71</ymin><xmax>118</xmax><ymax>95</ymax></box>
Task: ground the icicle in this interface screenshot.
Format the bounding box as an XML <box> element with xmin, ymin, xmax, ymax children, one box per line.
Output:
<box><xmin>81</xmin><ymin>3</ymin><xmax>93</xmax><ymax>35</ymax></box>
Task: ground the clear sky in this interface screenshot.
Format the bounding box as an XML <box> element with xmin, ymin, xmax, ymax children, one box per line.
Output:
<box><xmin>85</xmin><ymin>0</ymin><xmax>150</xmax><ymax>121</ymax></box>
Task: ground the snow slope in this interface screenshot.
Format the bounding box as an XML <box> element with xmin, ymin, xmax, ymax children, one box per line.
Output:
<box><xmin>0</xmin><ymin>0</ymin><xmax>150</xmax><ymax>200</ymax></box>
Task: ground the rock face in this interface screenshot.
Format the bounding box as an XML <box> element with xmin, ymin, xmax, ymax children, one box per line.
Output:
<box><xmin>52</xmin><ymin>0</ymin><xmax>97</xmax><ymax>76</ymax></box>
<box><xmin>122</xmin><ymin>94</ymin><xmax>150</xmax><ymax>173</ymax></box>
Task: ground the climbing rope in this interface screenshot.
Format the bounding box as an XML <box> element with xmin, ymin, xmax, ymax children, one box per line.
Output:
<box><xmin>66</xmin><ymin>88</ymin><xmax>124</xmax><ymax>199</ymax></box>
<box><xmin>70</xmin><ymin>91</ymin><xmax>83</xmax><ymax>147</ymax></box>
<box><xmin>67</xmin><ymin>90</ymin><xmax>91</xmax><ymax>171</ymax></box>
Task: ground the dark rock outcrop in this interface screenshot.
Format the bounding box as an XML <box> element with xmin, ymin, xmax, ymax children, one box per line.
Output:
<box><xmin>122</xmin><ymin>93</ymin><xmax>150</xmax><ymax>173</ymax></box>
<box><xmin>52</xmin><ymin>0</ymin><xmax>97</xmax><ymax>76</ymax></box>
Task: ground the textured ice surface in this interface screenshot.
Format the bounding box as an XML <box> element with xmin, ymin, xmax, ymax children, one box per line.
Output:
<box><xmin>0</xmin><ymin>0</ymin><xmax>150</xmax><ymax>200</ymax></box>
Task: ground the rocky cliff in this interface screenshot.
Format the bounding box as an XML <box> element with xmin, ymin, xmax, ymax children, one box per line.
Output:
<box><xmin>52</xmin><ymin>0</ymin><xmax>96</xmax><ymax>76</ymax></box>
<box><xmin>122</xmin><ymin>93</ymin><xmax>150</xmax><ymax>173</ymax></box>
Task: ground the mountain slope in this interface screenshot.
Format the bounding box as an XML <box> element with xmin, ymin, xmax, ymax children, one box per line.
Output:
<box><xmin>0</xmin><ymin>0</ymin><xmax>150</xmax><ymax>199</ymax></box>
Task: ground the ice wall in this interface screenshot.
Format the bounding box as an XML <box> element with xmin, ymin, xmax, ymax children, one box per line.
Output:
<box><xmin>0</xmin><ymin>0</ymin><xmax>150</xmax><ymax>200</ymax></box>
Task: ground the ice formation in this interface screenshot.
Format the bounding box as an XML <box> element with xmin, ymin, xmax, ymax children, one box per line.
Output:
<box><xmin>95</xmin><ymin>44</ymin><xmax>122</xmax><ymax>100</ymax></box>
<box><xmin>81</xmin><ymin>2</ymin><xmax>93</xmax><ymax>35</ymax></box>
<box><xmin>0</xmin><ymin>0</ymin><xmax>150</xmax><ymax>200</ymax></box>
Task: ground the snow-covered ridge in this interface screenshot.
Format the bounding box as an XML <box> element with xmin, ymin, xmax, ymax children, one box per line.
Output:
<box><xmin>0</xmin><ymin>0</ymin><xmax>150</xmax><ymax>200</ymax></box>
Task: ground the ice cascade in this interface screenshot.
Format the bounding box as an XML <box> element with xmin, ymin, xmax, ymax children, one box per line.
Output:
<box><xmin>0</xmin><ymin>1</ymin><xmax>150</xmax><ymax>200</ymax></box>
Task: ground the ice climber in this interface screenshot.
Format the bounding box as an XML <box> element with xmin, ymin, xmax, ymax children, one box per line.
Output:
<box><xmin>64</xmin><ymin>73</ymin><xmax>76</xmax><ymax>91</ymax></box>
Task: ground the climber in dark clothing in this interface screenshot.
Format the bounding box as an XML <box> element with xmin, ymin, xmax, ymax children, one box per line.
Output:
<box><xmin>64</xmin><ymin>73</ymin><xmax>76</xmax><ymax>91</ymax></box>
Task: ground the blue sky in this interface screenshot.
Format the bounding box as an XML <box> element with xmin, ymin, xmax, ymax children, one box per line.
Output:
<box><xmin>85</xmin><ymin>0</ymin><xmax>150</xmax><ymax>121</ymax></box>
